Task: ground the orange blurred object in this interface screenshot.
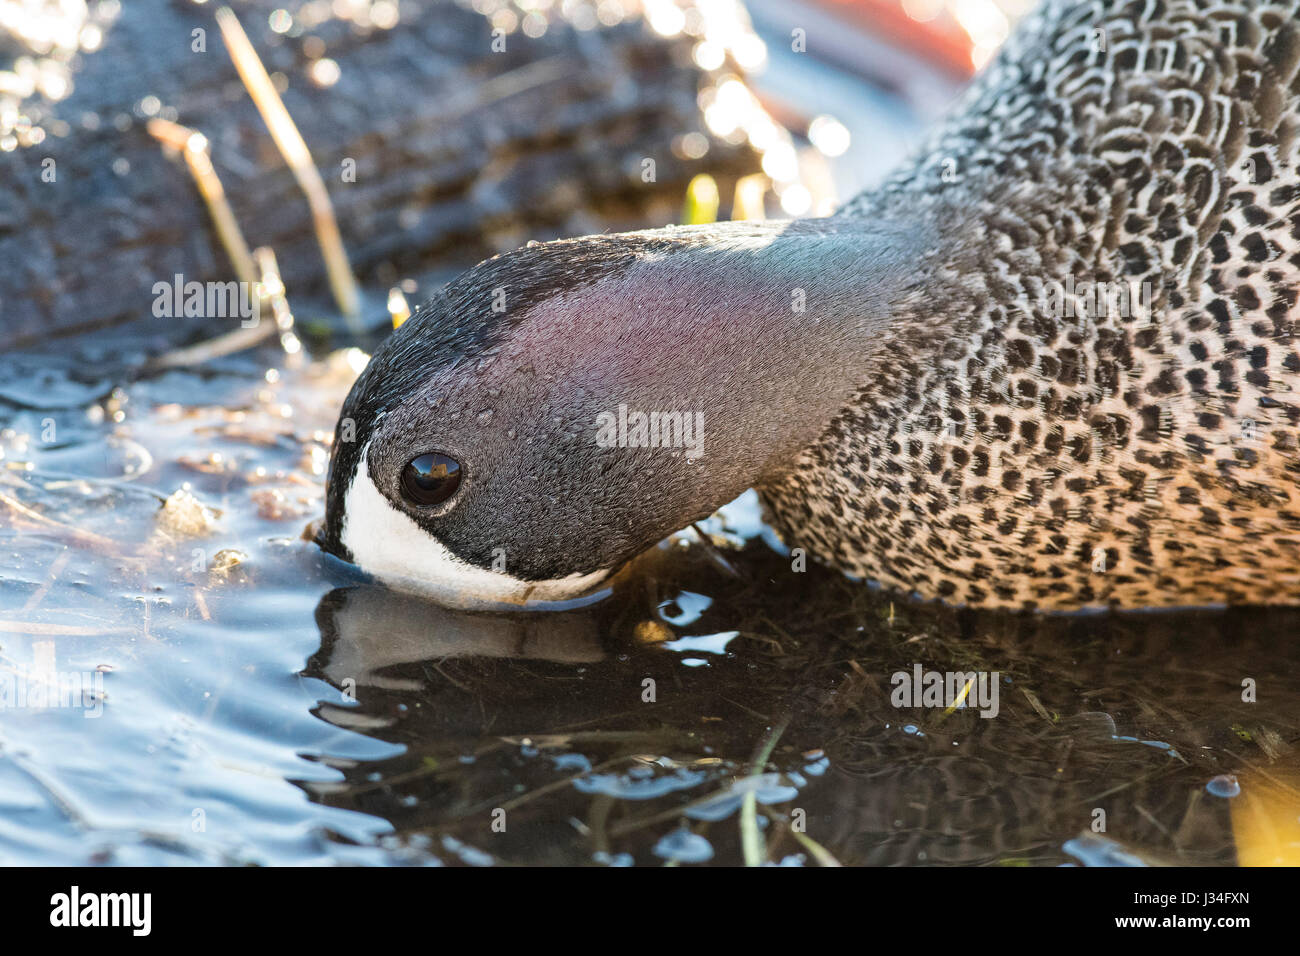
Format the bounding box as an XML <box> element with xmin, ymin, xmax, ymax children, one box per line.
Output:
<box><xmin>818</xmin><ymin>0</ymin><xmax>979</xmax><ymax>75</ymax></box>
<box><xmin>1230</xmin><ymin>771</ymin><xmax>1300</xmax><ymax>866</ymax></box>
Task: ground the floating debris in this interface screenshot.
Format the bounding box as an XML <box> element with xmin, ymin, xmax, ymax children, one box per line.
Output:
<box><xmin>209</xmin><ymin>548</ymin><xmax>247</xmax><ymax>573</ymax></box>
<box><xmin>154</xmin><ymin>488</ymin><xmax>219</xmax><ymax>539</ymax></box>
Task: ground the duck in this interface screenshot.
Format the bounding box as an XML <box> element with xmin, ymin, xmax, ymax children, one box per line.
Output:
<box><xmin>321</xmin><ymin>0</ymin><xmax>1300</xmax><ymax>611</ymax></box>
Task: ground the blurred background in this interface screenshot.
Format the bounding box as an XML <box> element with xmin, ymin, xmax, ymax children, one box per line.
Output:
<box><xmin>0</xmin><ymin>0</ymin><xmax>1029</xmax><ymax>351</ymax></box>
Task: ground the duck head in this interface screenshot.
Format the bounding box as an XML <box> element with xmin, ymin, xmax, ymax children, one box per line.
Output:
<box><xmin>320</xmin><ymin>218</ymin><xmax>929</xmax><ymax>608</ymax></box>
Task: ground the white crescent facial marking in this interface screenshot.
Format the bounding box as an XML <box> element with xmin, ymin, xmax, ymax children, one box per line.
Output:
<box><xmin>339</xmin><ymin>445</ymin><xmax>611</xmax><ymax>609</ymax></box>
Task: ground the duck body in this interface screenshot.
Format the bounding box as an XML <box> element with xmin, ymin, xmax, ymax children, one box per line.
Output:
<box><xmin>325</xmin><ymin>0</ymin><xmax>1300</xmax><ymax>611</ymax></box>
<box><xmin>764</xmin><ymin>0</ymin><xmax>1300</xmax><ymax>608</ymax></box>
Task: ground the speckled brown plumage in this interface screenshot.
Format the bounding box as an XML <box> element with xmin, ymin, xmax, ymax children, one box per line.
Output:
<box><xmin>761</xmin><ymin>0</ymin><xmax>1300</xmax><ymax>609</ymax></box>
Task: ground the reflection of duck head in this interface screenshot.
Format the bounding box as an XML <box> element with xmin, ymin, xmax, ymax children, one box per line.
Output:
<box><xmin>310</xmin><ymin>586</ymin><xmax>606</xmax><ymax>691</ymax></box>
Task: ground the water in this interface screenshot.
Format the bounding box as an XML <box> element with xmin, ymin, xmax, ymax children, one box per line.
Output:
<box><xmin>1</xmin><ymin>335</ymin><xmax>1297</xmax><ymax>866</ymax></box>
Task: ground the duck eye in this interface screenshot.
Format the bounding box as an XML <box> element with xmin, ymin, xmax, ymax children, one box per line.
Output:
<box><xmin>400</xmin><ymin>453</ymin><xmax>463</xmax><ymax>507</ymax></box>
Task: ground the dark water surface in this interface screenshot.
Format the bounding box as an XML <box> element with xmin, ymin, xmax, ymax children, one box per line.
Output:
<box><xmin>1</xmin><ymin>339</ymin><xmax>1297</xmax><ymax>866</ymax></box>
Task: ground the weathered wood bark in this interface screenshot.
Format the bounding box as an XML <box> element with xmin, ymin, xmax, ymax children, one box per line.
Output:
<box><xmin>0</xmin><ymin>0</ymin><xmax>764</xmax><ymax>348</ymax></box>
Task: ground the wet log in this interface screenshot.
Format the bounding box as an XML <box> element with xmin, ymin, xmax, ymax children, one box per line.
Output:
<box><xmin>0</xmin><ymin>0</ymin><xmax>767</xmax><ymax>348</ymax></box>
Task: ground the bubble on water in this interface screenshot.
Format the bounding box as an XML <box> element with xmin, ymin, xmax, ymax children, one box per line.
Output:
<box><xmin>1206</xmin><ymin>774</ymin><xmax>1241</xmax><ymax>798</ymax></box>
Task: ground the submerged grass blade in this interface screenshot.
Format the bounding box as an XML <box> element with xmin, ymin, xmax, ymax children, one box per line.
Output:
<box><xmin>740</xmin><ymin>714</ymin><xmax>790</xmax><ymax>867</ymax></box>
<box><xmin>789</xmin><ymin>826</ymin><xmax>843</xmax><ymax>866</ymax></box>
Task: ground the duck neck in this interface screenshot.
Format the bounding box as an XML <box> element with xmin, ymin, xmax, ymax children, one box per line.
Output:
<box><xmin>627</xmin><ymin>216</ymin><xmax>940</xmax><ymax>481</ymax></box>
<box><xmin>500</xmin><ymin>215</ymin><xmax>942</xmax><ymax>514</ymax></box>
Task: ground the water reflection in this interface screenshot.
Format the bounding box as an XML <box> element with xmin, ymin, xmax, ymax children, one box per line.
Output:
<box><xmin>304</xmin><ymin>526</ymin><xmax>1300</xmax><ymax>866</ymax></box>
